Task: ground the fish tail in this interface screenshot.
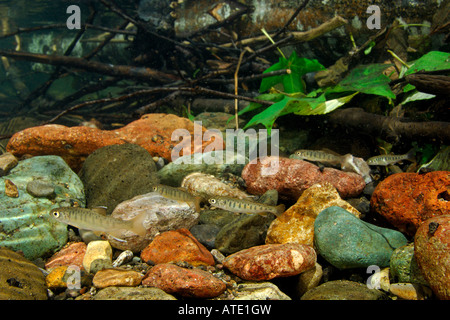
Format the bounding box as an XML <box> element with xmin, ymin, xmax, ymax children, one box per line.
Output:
<box><xmin>130</xmin><ymin>212</ymin><xmax>147</xmax><ymax>237</ymax></box>
<box><xmin>274</xmin><ymin>204</ymin><xmax>285</xmax><ymax>217</ymax></box>
<box><xmin>193</xmin><ymin>196</ymin><xmax>202</xmax><ymax>213</ymax></box>
<box><xmin>406</xmin><ymin>148</ymin><xmax>416</xmax><ymax>161</ymax></box>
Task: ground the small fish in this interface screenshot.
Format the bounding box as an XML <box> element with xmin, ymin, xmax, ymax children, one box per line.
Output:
<box><xmin>49</xmin><ymin>207</ymin><xmax>147</xmax><ymax>239</ymax></box>
<box><xmin>290</xmin><ymin>149</ymin><xmax>342</xmax><ymax>167</ymax></box>
<box><xmin>152</xmin><ymin>184</ymin><xmax>203</xmax><ymax>212</ymax></box>
<box><xmin>208</xmin><ymin>196</ymin><xmax>285</xmax><ymax>217</ymax></box>
<box><xmin>367</xmin><ymin>149</ymin><xmax>415</xmax><ymax>166</ymax></box>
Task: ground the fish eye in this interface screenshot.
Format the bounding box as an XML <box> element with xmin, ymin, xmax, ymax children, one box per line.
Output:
<box><xmin>209</xmin><ymin>199</ymin><xmax>216</xmax><ymax>204</ymax></box>
<box><xmin>52</xmin><ymin>211</ymin><xmax>60</xmax><ymax>218</ymax></box>
<box><xmin>152</xmin><ymin>186</ymin><xmax>158</xmax><ymax>191</ymax></box>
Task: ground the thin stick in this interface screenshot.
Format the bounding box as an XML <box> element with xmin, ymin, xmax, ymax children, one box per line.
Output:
<box><xmin>234</xmin><ymin>50</ymin><xmax>246</xmax><ymax>129</ymax></box>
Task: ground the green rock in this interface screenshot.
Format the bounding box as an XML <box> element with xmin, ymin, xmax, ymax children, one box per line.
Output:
<box><xmin>390</xmin><ymin>243</ymin><xmax>428</xmax><ymax>285</ymax></box>
<box><xmin>314</xmin><ymin>206</ymin><xmax>408</xmax><ymax>269</ymax></box>
<box><xmin>0</xmin><ymin>155</ymin><xmax>85</xmax><ymax>260</ymax></box>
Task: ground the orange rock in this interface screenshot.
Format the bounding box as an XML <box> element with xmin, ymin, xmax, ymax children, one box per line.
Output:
<box><xmin>45</xmin><ymin>242</ymin><xmax>87</xmax><ymax>272</ymax></box>
<box><xmin>142</xmin><ymin>263</ymin><xmax>226</xmax><ymax>298</ymax></box>
<box><xmin>6</xmin><ymin>113</ymin><xmax>224</xmax><ymax>171</ymax></box>
<box><xmin>371</xmin><ymin>171</ymin><xmax>450</xmax><ymax>235</ymax></box>
<box><xmin>140</xmin><ymin>228</ymin><xmax>215</xmax><ymax>267</ymax></box>
<box><xmin>92</xmin><ymin>268</ymin><xmax>143</xmax><ymax>289</ymax></box>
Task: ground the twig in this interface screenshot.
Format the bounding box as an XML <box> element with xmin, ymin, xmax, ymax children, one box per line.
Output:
<box><xmin>271</xmin><ymin>0</ymin><xmax>311</xmax><ymax>40</ymax></box>
<box><xmin>234</xmin><ymin>50</ymin><xmax>246</xmax><ymax>129</ymax></box>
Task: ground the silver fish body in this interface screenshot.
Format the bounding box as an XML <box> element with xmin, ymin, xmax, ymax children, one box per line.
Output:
<box><xmin>49</xmin><ymin>207</ymin><xmax>147</xmax><ymax>237</ymax></box>
<box><xmin>290</xmin><ymin>149</ymin><xmax>342</xmax><ymax>166</ymax></box>
<box><xmin>208</xmin><ymin>196</ymin><xmax>285</xmax><ymax>217</ymax></box>
<box><xmin>152</xmin><ymin>184</ymin><xmax>202</xmax><ymax>212</ymax></box>
<box><xmin>367</xmin><ymin>149</ymin><xmax>415</xmax><ymax>166</ymax></box>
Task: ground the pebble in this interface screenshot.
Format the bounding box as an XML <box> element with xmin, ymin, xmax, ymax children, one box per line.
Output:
<box><xmin>0</xmin><ymin>152</ymin><xmax>18</xmax><ymax>176</ymax></box>
<box><xmin>301</xmin><ymin>280</ymin><xmax>387</xmax><ymax>300</ymax></box>
<box><xmin>266</xmin><ymin>182</ymin><xmax>361</xmax><ymax>247</ymax></box>
<box><xmin>142</xmin><ymin>263</ymin><xmax>226</xmax><ymax>298</ymax></box>
<box><xmin>112</xmin><ymin>250</ymin><xmax>134</xmax><ymax>268</ymax></box>
<box><xmin>314</xmin><ymin>206</ymin><xmax>408</xmax><ymax>269</ymax></box>
<box><xmin>80</xmin><ymin>286</ymin><xmax>177</xmax><ymax>300</ymax></box>
<box><xmin>241</xmin><ymin>156</ymin><xmax>366</xmax><ymax>201</ymax></box>
<box><xmin>26</xmin><ymin>179</ymin><xmax>55</xmax><ymax>198</ymax></box>
<box><xmin>389</xmin><ymin>243</ymin><xmax>428</xmax><ymax>285</ymax></box>
<box><xmin>0</xmin><ymin>155</ymin><xmax>85</xmax><ymax>260</ymax></box>
<box><xmin>106</xmin><ymin>192</ymin><xmax>199</xmax><ymax>252</ymax></box>
<box><xmin>7</xmin><ymin>113</ymin><xmax>221</xmax><ymax>171</ymax></box>
<box><xmin>92</xmin><ymin>268</ymin><xmax>143</xmax><ymax>289</ymax></box>
<box><xmin>82</xmin><ymin>241</ymin><xmax>113</xmax><ymax>274</ymax></box>
<box><xmin>223</xmin><ymin>243</ymin><xmax>317</xmax><ymax>281</ymax></box>
<box><xmin>0</xmin><ymin>247</ymin><xmax>47</xmax><ymax>300</ymax></box>
<box><xmin>370</xmin><ymin>171</ymin><xmax>450</xmax><ymax>235</ymax></box>
<box><xmin>226</xmin><ymin>282</ymin><xmax>291</xmax><ymax>300</ymax></box>
<box><xmin>414</xmin><ymin>214</ymin><xmax>450</xmax><ymax>299</ymax></box>
<box><xmin>140</xmin><ymin>228</ymin><xmax>215</xmax><ymax>266</ymax></box>
<box><xmin>45</xmin><ymin>242</ymin><xmax>87</xmax><ymax>272</ymax></box>
<box><xmin>189</xmin><ymin>223</ymin><xmax>221</xmax><ymax>249</ymax></box>
<box><xmin>389</xmin><ymin>283</ymin><xmax>433</xmax><ymax>300</ymax></box>
<box><xmin>4</xmin><ymin>178</ymin><xmax>19</xmax><ymax>197</ymax></box>
<box><xmin>296</xmin><ymin>262</ymin><xmax>323</xmax><ymax>298</ymax></box>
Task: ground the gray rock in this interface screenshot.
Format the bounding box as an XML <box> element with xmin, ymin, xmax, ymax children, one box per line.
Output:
<box><xmin>88</xmin><ymin>286</ymin><xmax>177</xmax><ymax>300</ymax></box>
<box><xmin>26</xmin><ymin>179</ymin><xmax>56</xmax><ymax>198</ymax></box>
<box><xmin>301</xmin><ymin>280</ymin><xmax>387</xmax><ymax>300</ymax></box>
<box><xmin>78</xmin><ymin>143</ymin><xmax>159</xmax><ymax>214</ymax></box>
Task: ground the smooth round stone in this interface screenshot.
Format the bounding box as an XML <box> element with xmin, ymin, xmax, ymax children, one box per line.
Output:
<box><xmin>26</xmin><ymin>179</ymin><xmax>55</xmax><ymax>198</ymax></box>
<box><xmin>314</xmin><ymin>206</ymin><xmax>408</xmax><ymax>269</ymax></box>
<box><xmin>301</xmin><ymin>280</ymin><xmax>387</xmax><ymax>300</ymax></box>
<box><xmin>86</xmin><ymin>286</ymin><xmax>177</xmax><ymax>300</ymax></box>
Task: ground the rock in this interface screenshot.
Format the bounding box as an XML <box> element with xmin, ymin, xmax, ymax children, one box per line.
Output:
<box><xmin>6</xmin><ymin>113</ymin><xmax>223</xmax><ymax>171</ymax></box>
<box><xmin>112</xmin><ymin>250</ymin><xmax>134</xmax><ymax>268</ymax></box>
<box><xmin>82</xmin><ymin>241</ymin><xmax>113</xmax><ymax>274</ymax></box>
<box><xmin>0</xmin><ymin>155</ymin><xmax>85</xmax><ymax>260</ymax></box>
<box><xmin>4</xmin><ymin>178</ymin><xmax>18</xmax><ymax>197</ymax></box>
<box><xmin>45</xmin><ymin>242</ymin><xmax>87</xmax><ymax>272</ymax></box>
<box><xmin>390</xmin><ymin>243</ymin><xmax>428</xmax><ymax>285</ymax></box>
<box><xmin>0</xmin><ymin>152</ymin><xmax>18</xmax><ymax>176</ymax></box>
<box><xmin>266</xmin><ymin>183</ymin><xmax>361</xmax><ymax>247</ymax></box>
<box><xmin>215</xmin><ymin>213</ymin><xmax>275</xmax><ymax>254</ymax></box>
<box><xmin>158</xmin><ymin>152</ymin><xmax>248</xmax><ymax>187</ymax></box>
<box><xmin>26</xmin><ymin>179</ymin><xmax>56</xmax><ymax>198</ymax></box>
<box><xmin>223</xmin><ymin>243</ymin><xmax>317</xmax><ymax>281</ymax></box>
<box><xmin>301</xmin><ymin>280</ymin><xmax>387</xmax><ymax>300</ymax></box>
<box><xmin>242</xmin><ymin>156</ymin><xmax>366</xmax><ymax>201</ymax></box>
<box><xmin>226</xmin><ymin>282</ymin><xmax>291</xmax><ymax>300</ymax></box>
<box><xmin>92</xmin><ymin>268</ymin><xmax>143</xmax><ymax>289</ymax></box>
<box><xmin>198</xmin><ymin>209</ymin><xmax>238</xmax><ymax>228</ymax></box>
<box><xmin>370</xmin><ymin>171</ymin><xmax>450</xmax><ymax>235</ymax></box>
<box><xmin>414</xmin><ymin>215</ymin><xmax>450</xmax><ymax>300</ymax></box>
<box><xmin>0</xmin><ymin>247</ymin><xmax>47</xmax><ymax>300</ymax></box>
<box><xmin>367</xmin><ymin>267</ymin><xmax>390</xmax><ymax>292</ymax></box>
<box><xmin>314</xmin><ymin>206</ymin><xmax>408</xmax><ymax>269</ymax></box>
<box><xmin>189</xmin><ymin>224</ymin><xmax>221</xmax><ymax>249</ymax></box>
<box><xmin>142</xmin><ymin>263</ymin><xmax>226</xmax><ymax>298</ymax></box>
<box><xmin>389</xmin><ymin>283</ymin><xmax>433</xmax><ymax>300</ymax></box>
<box><xmin>45</xmin><ymin>266</ymin><xmax>70</xmax><ymax>290</ymax></box>
<box><xmin>78</xmin><ymin>143</ymin><xmax>159</xmax><ymax>214</ymax></box>
<box><xmin>85</xmin><ymin>286</ymin><xmax>177</xmax><ymax>300</ymax></box>
<box><xmin>296</xmin><ymin>262</ymin><xmax>323</xmax><ymax>298</ymax></box>
<box><xmin>140</xmin><ymin>228</ymin><xmax>214</xmax><ymax>266</ymax></box>
<box><xmin>106</xmin><ymin>192</ymin><xmax>199</xmax><ymax>253</ymax></box>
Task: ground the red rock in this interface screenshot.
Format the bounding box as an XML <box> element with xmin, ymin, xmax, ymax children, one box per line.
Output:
<box><xmin>242</xmin><ymin>156</ymin><xmax>366</xmax><ymax>200</ymax></box>
<box><xmin>6</xmin><ymin>113</ymin><xmax>224</xmax><ymax>171</ymax></box>
<box><xmin>223</xmin><ymin>243</ymin><xmax>317</xmax><ymax>281</ymax></box>
<box><xmin>371</xmin><ymin>171</ymin><xmax>450</xmax><ymax>235</ymax></box>
<box><xmin>414</xmin><ymin>215</ymin><xmax>450</xmax><ymax>300</ymax></box>
<box><xmin>142</xmin><ymin>263</ymin><xmax>226</xmax><ymax>298</ymax></box>
<box><xmin>45</xmin><ymin>242</ymin><xmax>87</xmax><ymax>272</ymax></box>
<box><xmin>140</xmin><ymin>228</ymin><xmax>215</xmax><ymax>266</ymax></box>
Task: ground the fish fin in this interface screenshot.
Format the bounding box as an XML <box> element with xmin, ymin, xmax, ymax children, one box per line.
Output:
<box><xmin>275</xmin><ymin>204</ymin><xmax>285</xmax><ymax>217</ymax></box>
<box><xmin>406</xmin><ymin>148</ymin><xmax>416</xmax><ymax>161</ymax></box>
<box><xmin>109</xmin><ymin>235</ymin><xmax>128</xmax><ymax>243</ymax></box>
<box><xmin>129</xmin><ymin>213</ymin><xmax>147</xmax><ymax>237</ymax></box>
<box><xmin>193</xmin><ymin>196</ymin><xmax>202</xmax><ymax>212</ymax></box>
<box><xmin>91</xmin><ymin>206</ymin><xmax>107</xmax><ymax>215</ymax></box>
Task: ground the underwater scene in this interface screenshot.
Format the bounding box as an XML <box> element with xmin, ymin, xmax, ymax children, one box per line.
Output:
<box><xmin>0</xmin><ymin>0</ymin><xmax>449</xmax><ymax>307</ymax></box>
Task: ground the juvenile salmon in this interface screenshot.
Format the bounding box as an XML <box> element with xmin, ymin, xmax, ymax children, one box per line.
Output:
<box><xmin>290</xmin><ymin>149</ymin><xmax>342</xmax><ymax>166</ymax></box>
<box><xmin>367</xmin><ymin>149</ymin><xmax>415</xmax><ymax>166</ymax></box>
<box><xmin>208</xmin><ymin>196</ymin><xmax>285</xmax><ymax>217</ymax></box>
<box><xmin>49</xmin><ymin>206</ymin><xmax>147</xmax><ymax>238</ymax></box>
<box><xmin>152</xmin><ymin>184</ymin><xmax>203</xmax><ymax>212</ymax></box>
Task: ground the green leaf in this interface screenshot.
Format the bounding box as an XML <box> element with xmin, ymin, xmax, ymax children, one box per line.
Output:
<box><xmin>294</xmin><ymin>92</ymin><xmax>358</xmax><ymax>115</ymax></box>
<box><xmin>259</xmin><ymin>57</ymin><xmax>289</xmax><ymax>93</ymax></box>
<box><xmin>327</xmin><ymin>64</ymin><xmax>395</xmax><ymax>99</ymax></box>
<box><xmin>405</xmin><ymin>51</ymin><xmax>450</xmax><ymax>75</ymax></box>
<box><xmin>226</xmin><ymin>93</ymin><xmax>284</xmax><ymax>125</ymax></box>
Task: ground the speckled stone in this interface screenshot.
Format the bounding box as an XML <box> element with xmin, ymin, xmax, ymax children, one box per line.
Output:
<box><xmin>92</xmin><ymin>268</ymin><xmax>143</xmax><ymax>289</ymax></box>
<box><xmin>301</xmin><ymin>280</ymin><xmax>387</xmax><ymax>300</ymax></box>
